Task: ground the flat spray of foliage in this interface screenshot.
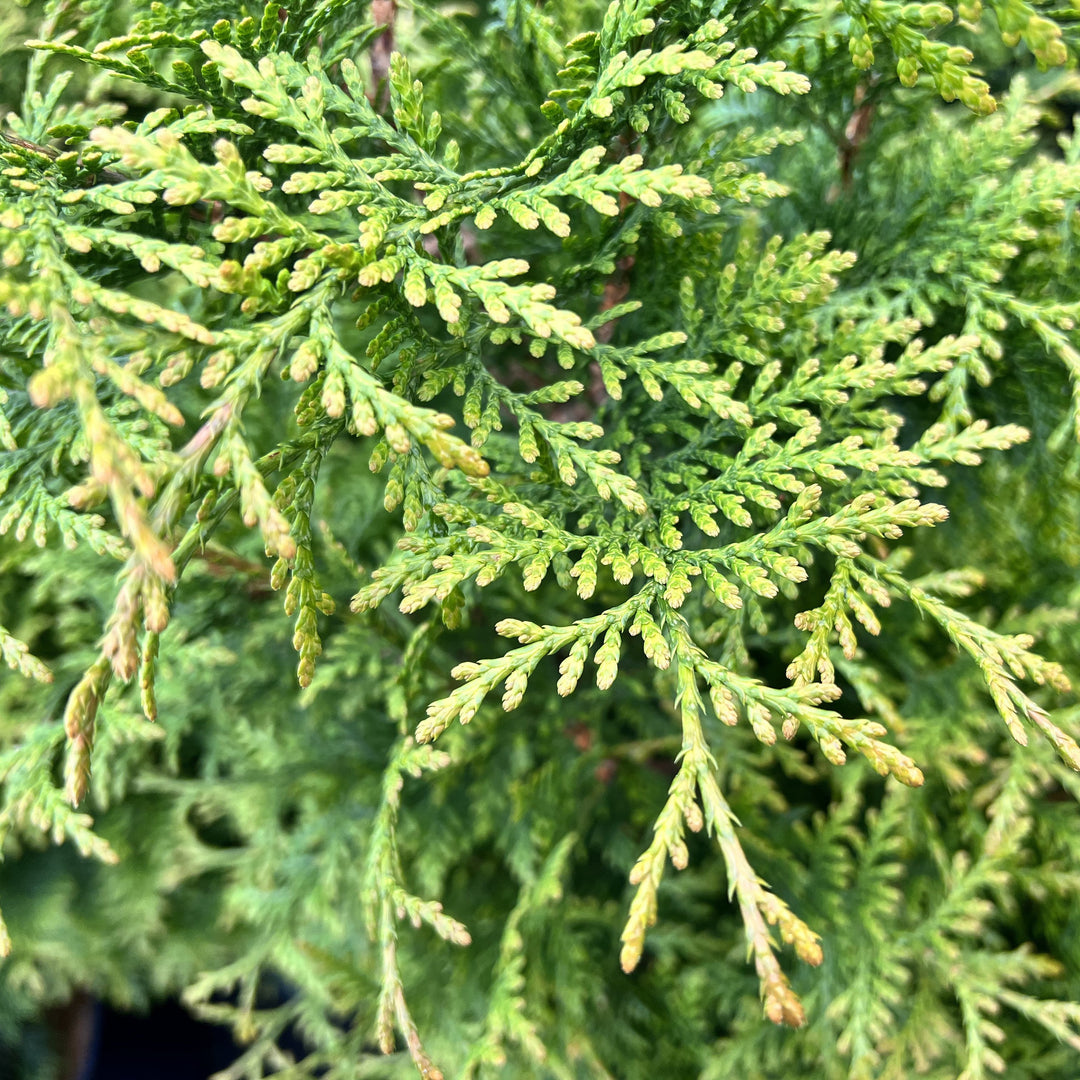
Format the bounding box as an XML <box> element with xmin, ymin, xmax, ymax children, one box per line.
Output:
<box><xmin>2</xmin><ymin>0</ymin><xmax>1080</xmax><ymax>1076</ymax></box>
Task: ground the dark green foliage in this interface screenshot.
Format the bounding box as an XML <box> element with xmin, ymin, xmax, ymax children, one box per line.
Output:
<box><xmin>2</xmin><ymin>0</ymin><xmax>1080</xmax><ymax>1076</ymax></box>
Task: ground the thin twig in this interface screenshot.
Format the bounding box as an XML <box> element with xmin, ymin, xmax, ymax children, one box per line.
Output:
<box><xmin>371</xmin><ymin>0</ymin><xmax>398</xmax><ymax>112</ymax></box>
<box><xmin>0</xmin><ymin>131</ymin><xmax>128</xmax><ymax>185</ymax></box>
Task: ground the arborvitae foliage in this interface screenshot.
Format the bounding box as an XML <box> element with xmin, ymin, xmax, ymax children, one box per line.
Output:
<box><xmin>2</xmin><ymin>0</ymin><xmax>1080</xmax><ymax>1076</ymax></box>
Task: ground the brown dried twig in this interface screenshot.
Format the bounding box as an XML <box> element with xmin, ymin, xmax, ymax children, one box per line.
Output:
<box><xmin>370</xmin><ymin>0</ymin><xmax>398</xmax><ymax>112</ymax></box>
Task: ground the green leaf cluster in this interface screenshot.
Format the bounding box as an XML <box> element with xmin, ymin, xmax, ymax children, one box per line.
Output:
<box><xmin>2</xmin><ymin>0</ymin><xmax>1080</xmax><ymax>1077</ymax></box>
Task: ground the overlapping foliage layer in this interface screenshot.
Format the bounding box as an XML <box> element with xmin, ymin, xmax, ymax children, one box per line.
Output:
<box><xmin>2</xmin><ymin>0</ymin><xmax>1080</xmax><ymax>1077</ymax></box>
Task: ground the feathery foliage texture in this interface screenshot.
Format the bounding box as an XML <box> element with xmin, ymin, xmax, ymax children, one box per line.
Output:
<box><xmin>2</xmin><ymin>0</ymin><xmax>1080</xmax><ymax>1076</ymax></box>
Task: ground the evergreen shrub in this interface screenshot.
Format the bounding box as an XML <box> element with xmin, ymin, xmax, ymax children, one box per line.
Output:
<box><xmin>2</xmin><ymin>0</ymin><xmax>1080</xmax><ymax>1076</ymax></box>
